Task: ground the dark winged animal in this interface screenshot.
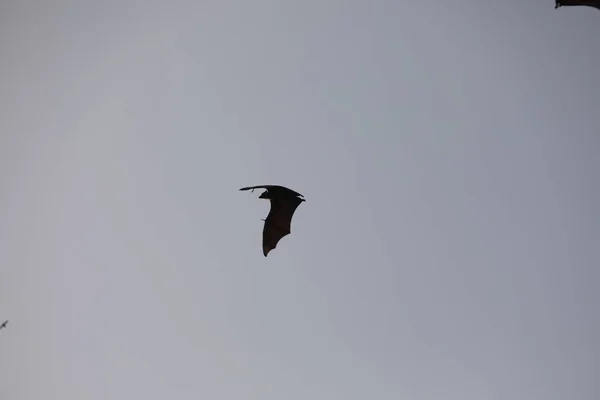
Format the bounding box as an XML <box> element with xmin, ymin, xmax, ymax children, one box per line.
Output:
<box><xmin>555</xmin><ymin>0</ymin><xmax>600</xmax><ymax>10</ymax></box>
<box><xmin>240</xmin><ymin>185</ymin><xmax>305</xmax><ymax>257</ymax></box>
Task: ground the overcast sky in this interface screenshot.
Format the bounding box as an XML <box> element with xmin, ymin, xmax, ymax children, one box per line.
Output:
<box><xmin>1</xmin><ymin>1</ymin><xmax>599</xmax><ymax>399</ymax></box>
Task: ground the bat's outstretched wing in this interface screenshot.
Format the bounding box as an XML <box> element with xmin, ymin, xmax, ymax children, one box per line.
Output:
<box><xmin>555</xmin><ymin>0</ymin><xmax>600</xmax><ymax>10</ymax></box>
<box><xmin>262</xmin><ymin>196</ymin><xmax>304</xmax><ymax>256</ymax></box>
<box><xmin>240</xmin><ymin>185</ymin><xmax>304</xmax><ymax>198</ymax></box>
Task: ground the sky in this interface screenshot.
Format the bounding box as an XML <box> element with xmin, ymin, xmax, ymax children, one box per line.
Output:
<box><xmin>1</xmin><ymin>1</ymin><xmax>599</xmax><ymax>399</ymax></box>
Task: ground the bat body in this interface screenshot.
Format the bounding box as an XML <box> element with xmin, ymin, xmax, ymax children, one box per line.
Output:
<box><xmin>240</xmin><ymin>185</ymin><xmax>305</xmax><ymax>257</ymax></box>
<box><xmin>555</xmin><ymin>0</ymin><xmax>600</xmax><ymax>10</ymax></box>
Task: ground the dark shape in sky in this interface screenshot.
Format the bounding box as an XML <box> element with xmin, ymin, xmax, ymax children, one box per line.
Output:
<box><xmin>555</xmin><ymin>0</ymin><xmax>600</xmax><ymax>10</ymax></box>
<box><xmin>0</xmin><ymin>320</ymin><xmax>7</xmax><ymax>329</ymax></box>
<box><xmin>240</xmin><ymin>185</ymin><xmax>305</xmax><ymax>257</ymax></box>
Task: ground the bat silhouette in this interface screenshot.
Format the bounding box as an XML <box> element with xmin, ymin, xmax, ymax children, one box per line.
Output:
<box><xmin>555</xmin><ymin>0</ymin><xmax>600</xmax><ymax>10</ymax></box>
<box><xmin>0</xmin><ymin>320</ymin><xmax>7</xmax><ymax>330</ymax></box>
<box><xmin>240</xmin><ymin>185</ymin><xmax>305</xmax><ymax>257</ymax></box>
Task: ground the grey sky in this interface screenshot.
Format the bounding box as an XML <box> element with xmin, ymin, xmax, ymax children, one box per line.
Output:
<box><xmin>1</xmin><ymin>1</ymin><xmax>598</xmax><ymax>399</ymax></box>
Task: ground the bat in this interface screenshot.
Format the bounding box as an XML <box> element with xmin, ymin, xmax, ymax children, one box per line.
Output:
<box><xmin>240</xmin><ymin>185</ymin><xmax>305</xmax><ymax>257</ymax></box>
<box><xmin>555</xmin><ymin>0</ymin><xmax>600</xmax><ymax>11</ymax></box>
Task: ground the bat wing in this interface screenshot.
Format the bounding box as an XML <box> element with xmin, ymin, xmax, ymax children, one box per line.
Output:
<box><xmin>240</xmin><ymin>185</ymin><xmax>304</xmax><ymax>198</ymax></box>
<box><xmin>262</xmin><ymin>197</ymin><xmax>304</xmax><ymax>256</ymax></box>
<box><xmin>555</xmin><ymin>0</ymin><xmax>600</xmax><ymax>10</ymax></box>
<box><xmin>240</xmin><ymin>185</ymin><xmax>275</xmax><ymax>191</ymax></box>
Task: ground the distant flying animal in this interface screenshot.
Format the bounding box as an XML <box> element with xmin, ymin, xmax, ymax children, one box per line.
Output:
<box><xmin>0</xmin><ymin>320</ymin><xmax>7</xmax><ymax>330</ymax></box>
<box><xmin>555</xmin><ymin>0</ymin><xmax>600</xmax><ymax>11</ymax></box>
<box><xmin>240</xmin><ymin>185</ymin><xmax>305</xmax><ymax>257</ymax></box>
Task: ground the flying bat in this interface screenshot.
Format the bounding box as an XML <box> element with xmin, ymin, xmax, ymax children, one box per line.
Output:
<box><xmin>0</xmin><ymin>320</ymin><xmax>7</xmax><ymax>329</ymax></box>
<box><xmin>555</xmin><ymin>0</ymin><xmax>600</xmax><ymax>11</ymax></box>
<box><xmin>240</xmin><ymin>185</ymin><xmax>305</xmax><ymax>257</ymax></box>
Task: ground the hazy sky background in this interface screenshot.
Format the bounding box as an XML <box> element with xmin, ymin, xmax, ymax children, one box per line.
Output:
<box><xmin>1</xmin><ymin>1</ymin><xmax>599</xmax><ymax>399</ymax></box>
